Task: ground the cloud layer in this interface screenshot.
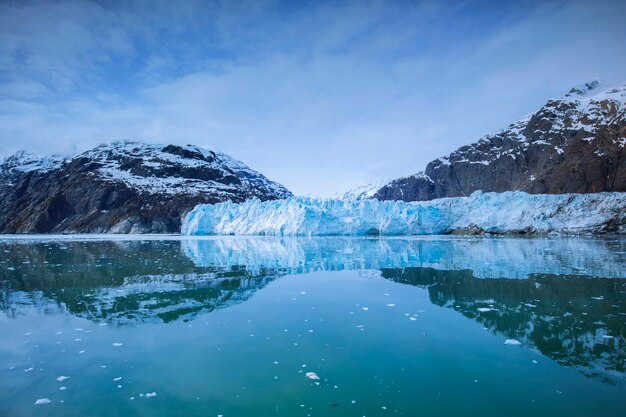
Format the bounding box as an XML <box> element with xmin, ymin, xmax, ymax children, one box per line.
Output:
<box><xmin>1</xmin><ymin>0</ymin><xmax>625</xmax><ymax>196</ymax></box>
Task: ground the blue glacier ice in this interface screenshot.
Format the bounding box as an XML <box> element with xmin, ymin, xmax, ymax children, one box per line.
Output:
<box><xmin>181</xmin><ymin>191</ymin><xmax>626</xmax><ymax>236</ymax></box>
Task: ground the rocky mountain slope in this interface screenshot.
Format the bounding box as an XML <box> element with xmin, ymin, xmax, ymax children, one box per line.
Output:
<box><xmin>375</xmin><ymin>81</ymin><xmax>626</xmax><ymax>201</ymax></box>
<box><xmin>0</xmin><ymin>142</ymin><xmax>291</xmax><ymax>233</ymax></box>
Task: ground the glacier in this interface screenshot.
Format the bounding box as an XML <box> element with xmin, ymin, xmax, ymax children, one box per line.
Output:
<box><xmin>181</xmin><ymin>191</ymin><xmax>626</xmax><ymax>236</ymax></box>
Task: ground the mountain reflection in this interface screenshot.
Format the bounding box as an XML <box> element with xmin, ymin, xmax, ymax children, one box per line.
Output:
<box><xmin>0</xmin><ymin>240</ymin><xmax>283</xmax><ymax>324</ymax></box>
<box><xmin>1</xmin><ymin>236</ymin><xmax>624</xmax><ymax>382</ymax></box>
<box><xmin>382</xmin><ymin>267</ymin><xmax>625</xmax><ymax>383</ymax></box>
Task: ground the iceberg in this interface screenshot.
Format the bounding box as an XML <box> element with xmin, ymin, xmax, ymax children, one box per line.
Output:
<box><xmin>181</xmin><ymin>191</ymin><xmax>625</xmax><ymax>236</ymax></box>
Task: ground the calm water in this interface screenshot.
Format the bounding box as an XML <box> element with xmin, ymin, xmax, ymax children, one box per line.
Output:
<box><xmin>0</xmin><ymin>236</ymin><xmax>624</xmax><ymax>417</ymax></box>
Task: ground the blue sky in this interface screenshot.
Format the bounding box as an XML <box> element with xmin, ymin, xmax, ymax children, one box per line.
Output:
<box><xmin>0</xmin><ymin>0</ymin><xmax>625</xmax><ymax>196</ymax></box>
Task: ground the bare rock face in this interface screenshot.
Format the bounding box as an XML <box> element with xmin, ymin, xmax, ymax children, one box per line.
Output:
<box><xmin>0</xmin><ymin>142</ymin><xmax>292</xmax><ymax>233</ymax></box>
<box><xmin>375</xmin><ymin>81</ymin><xmax>626</xmax><ymax>201</ymax></box>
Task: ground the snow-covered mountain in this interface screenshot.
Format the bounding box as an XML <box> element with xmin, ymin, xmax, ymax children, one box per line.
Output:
<box><xmin>332</xmin><ymin>179</ymin><xmax>389</xmax><ymax>200</ymax></box>
<box><xmin>181</xmin><ymin>191</ymin><xmax>626</xmax><ymax>236</ymax></box>
<box><xmin>0</xmin><ymin>141</ymin><xmax>292</xmax><ymax>233</ymax></box>
<box><xmin>376</xmin><ymin>81</ymin><xmax>626</xmax><ymax>201</ymax></box>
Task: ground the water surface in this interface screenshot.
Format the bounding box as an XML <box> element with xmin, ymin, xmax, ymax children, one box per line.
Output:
<box><xmin>1</xmin><ymin>236</ymin><xmax>624</xmax><ymax>416</ymax></box>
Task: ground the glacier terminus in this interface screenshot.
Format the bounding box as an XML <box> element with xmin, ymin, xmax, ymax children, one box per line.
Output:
<box><xmin>182</xmin><ymin>191</ymin><xmax>626</xmax><ymax>236</ymax></box>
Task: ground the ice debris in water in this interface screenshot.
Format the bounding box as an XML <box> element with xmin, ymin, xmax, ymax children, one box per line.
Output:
<box><xmin>305</xmin><ymin>372</ymin><xmax>320</xmax><ymax>380</ymax></box>
<box><xmin>112</xmin><ymin>342</ymin><xmax>123</xmax><ymax>347</ymax></box>
<box><xmin>35</xmin><ymin>398</ymin><xmax>51</xmax><ymax>405</ymax></box>
<box><xmin>182</xmin><ymin>191</ymin><xmax>626</xmax><ymax>236</ymax></box>
<box><xmin>505</xmin><ymin>339</ymin><xmax>522</xmax><ymax>345</ymax></box>
<box><xmin>56</xmin><ymin>376</ymin><xmax>70</xmax><ymax>382</ymax></box>
<box><xmin>477</xmin><ymin>308</ymin><xmax>492</xmax><ymax>312</ymax></box>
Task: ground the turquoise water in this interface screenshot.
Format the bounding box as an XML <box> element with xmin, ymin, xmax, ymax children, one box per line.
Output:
<box><xmin>0</xmin><ymin>236</ymin><xmax>624</xmax><ymax>416</ymax></box>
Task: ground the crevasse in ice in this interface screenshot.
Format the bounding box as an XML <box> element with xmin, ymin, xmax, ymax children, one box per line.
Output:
<box><xmin>181</xmin><ymin>191</ymin><xmax>625</xmax><ymax>236</ymax></box>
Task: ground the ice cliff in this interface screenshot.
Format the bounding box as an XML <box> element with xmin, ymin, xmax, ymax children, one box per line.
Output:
<box><xmin>181</xmin><ymin>191</ymin><xmax>626</xmax><ymax>236</ymax></box>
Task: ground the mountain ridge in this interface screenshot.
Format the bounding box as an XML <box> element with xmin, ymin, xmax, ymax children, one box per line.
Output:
<box><xmin>375</xmin><ymin>81</ymin><xmax>626</xmax><ymax>201</ymax></box>
<box><xmin>0</xmin><ymin>141</ymin><xmax>292</xmax><ymax>233</ymax></box>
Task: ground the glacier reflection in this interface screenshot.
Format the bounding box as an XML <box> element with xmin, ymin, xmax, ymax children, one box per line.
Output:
<box><xmin>1</xmin><ymin>237</ymin><xmax>624</xmax><ymax>383</ymax></box>
<box><xmin>182</xmin><ymin>236</ymin><xmax>625</xmax><ymax>279</ymax></box>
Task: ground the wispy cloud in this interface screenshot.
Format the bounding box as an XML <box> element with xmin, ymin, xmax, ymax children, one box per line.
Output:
<box><xmin>0</xmin><ymin>0</ymin><xmax>624</xmax><ymax>196</ymax></box>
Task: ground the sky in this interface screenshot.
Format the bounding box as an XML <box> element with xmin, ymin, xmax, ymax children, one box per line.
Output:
<box><xmin>0</xmin><ymin>0</ymin><xmax>625</xmax><ymax>196</ymax></box>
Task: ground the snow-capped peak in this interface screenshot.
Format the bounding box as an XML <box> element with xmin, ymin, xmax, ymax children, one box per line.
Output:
<box><xmin>563</xmin><ymin>80</ymin><xmax>601</xmax><ymax>98</ymax></box>
<box><xmin>333</xmin><ymin>179</ymin><xmax>389</xmax><ymax>200</ymax></box>
<box><xmin>1</xmin><ymin>150</ymin><xmax>66</xmax><ymax>173</ymax></box>
<box><xmin>2</xmin><ymin>141</ymin><xmax>292</xmax><ymax>200</ymax></box>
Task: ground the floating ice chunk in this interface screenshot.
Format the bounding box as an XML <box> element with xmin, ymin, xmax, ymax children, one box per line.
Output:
<box><xmin>112</xmin><ymin>343</ymin><xmax>123</xmax><ymax>347</ymax></box>
<box><xmin>145</xmin><ymin>392</ymin><xmax>157</xmax><ymax>398</ymax></box>
<box><xmin>113</xmin><ymin>377</ymin><xmax>122</xmax><ymax>381</ymax></box>
<box><xmin>505</xmin><ymin>339</ymin><xmax>522</xmax><ymax>345</ymax></box>
<box><xmin>602</xmin><ymin>335</ymin><xmax>614</xmax><ymax>339</ymax></box>
<box><xmin>305</xmin><ymin>372</ymin><xmax>320</xmax><ymax>380</ymax></box>
<box><xmin>362</xmin><ymin>307</ymin><xmax>369</xmax><ymax>311</ymax></box>
<box><xmin>409</xmin><ymin>317</ymin><xmax>417</xmax><ymax>321</ymax></box>
<box><xmin>56</xmin><ymin>376</ymin><xmax>70</xmax><ymax>382</ymax></box>
<box><xmin>386</xmin><ymin>304</ymin><xmax>396</xmax><ymax>307</ymax></box>
<box><xmin>35</xmin><ymin>398</ymin><xmax>51</xmax><ymax>405</ymax></box>
<box><xmin>477</xmin><ymin>308</ymin><xmax>492</xmax><ymax>312</ymax></box>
